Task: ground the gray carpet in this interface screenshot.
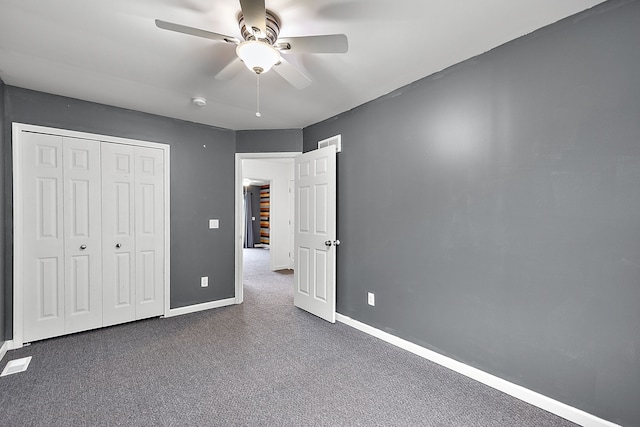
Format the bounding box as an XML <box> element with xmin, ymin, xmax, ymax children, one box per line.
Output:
<box><xmin>0</xmin><ymin>248</ymin><xmax>576</xmax><ymax>426</ymax></box>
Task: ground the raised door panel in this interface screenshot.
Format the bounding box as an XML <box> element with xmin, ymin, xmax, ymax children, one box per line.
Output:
<box><xmin>63</xmin><ymin>137</ymin><xmax>103</xmax><ymax>334</ymax></box>
<box><xmin>102</xmin><ymin>143</ymin><xmax>136</xmax><ymax>326</ymax></box>
<box><xmin>21</xmin><ymin>132</ymin><xmax>66</xmax><ymax>342</ymax></box>
<box><xmin>134</xmin><ymin>147</ymin><xmax>164</xmax><ymax>319</ymax></box>
<box><xmin>295</xmin><ymin>181</ymin><xmax>313</xmax><ymax>298</ymax></box>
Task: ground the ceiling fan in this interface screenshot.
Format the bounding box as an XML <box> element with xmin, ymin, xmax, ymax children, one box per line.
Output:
<box><xmin>155</xmin><ymin>0</ymin><xmax>349</xmax><ymax>90</ymax></box>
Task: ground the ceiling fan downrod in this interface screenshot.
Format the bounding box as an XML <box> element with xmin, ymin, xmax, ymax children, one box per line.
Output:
<box><xmin>255</xmin><ymin>73</ymin><xmax>261</xmax><ymax>118</ymax></box>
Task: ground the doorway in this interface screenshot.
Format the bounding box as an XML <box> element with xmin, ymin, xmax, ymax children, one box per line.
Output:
<box><xmin>235</xmin><ymin>152</ymin><xmax>300</xmax><ymax>304</ymax></box>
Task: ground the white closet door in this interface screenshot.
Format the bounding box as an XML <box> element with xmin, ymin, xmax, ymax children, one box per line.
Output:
<box><xmin>63</xmin><ymin>137</ymin><xmax>103</xmax><ymax>333</ymax></box>
<box><xmin>22</xmin><ymin>132</ymin><xmax>65</xmax><ymax>342</ymax></box>
<box><xmin>102</xmin><ymin>143</ymin><xmax>136</xmax><ymax>326</ymax></box>
<box><xmin>134</xmin><ymin>147</ymin><xmax>165</xmax><ymax>319</ymax></box>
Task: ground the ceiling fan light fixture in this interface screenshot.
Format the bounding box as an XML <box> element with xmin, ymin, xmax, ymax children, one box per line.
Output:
<box><xmin>236</xmin><ymin>40</ymin><xmax>280</xmax><ymax>74</ymax></box>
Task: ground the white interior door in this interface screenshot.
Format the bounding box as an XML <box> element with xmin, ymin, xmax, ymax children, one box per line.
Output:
<box><xmin>294</xmin><ymin>145</ymin><xmax>337</xmax><ymax>323</ymax></box>
<box><xmin>63</xmin><ymin>137</ymin><xmax>103</xmax><ymax>334</ymax></box>
<box><xmin>102</xmin><ymin>143</ymin><xmax>137</xmax><ymax>326</ymax></box>
<box><xmin>134</xmin><ymin>146</ymin><xmax>165</xmax><ymax>319</ymax></box>
<box><xmin>22</xmin><ymin>132</ymin><xmax>66</xmax><ymax>342</ymax></box>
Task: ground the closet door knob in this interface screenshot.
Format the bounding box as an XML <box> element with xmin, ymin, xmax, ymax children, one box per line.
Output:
<box><xmin>333</xmin><ymin>240</ymin><xmax>341</xmax><ymax>246</ymax></box>
<box><xmin>80</xmin><ymin>245</ymin><xmax>87</xmax><ymax>250</ymax></box>
<box><xmin>115</xmin><ymin>243</ymin><xmax>121</xmax><ymax>249</ymax></box>
<box><xmin>324</xmin><ymin>240</ymin><xmax>332</xmax><ymax>247</ymax></box>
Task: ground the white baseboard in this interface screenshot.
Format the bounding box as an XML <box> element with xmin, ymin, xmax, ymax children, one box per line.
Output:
<box><xmin>164</xmin><ymin>297</ymin><xmax>236</xmax><ymax>318</ymax></box>
<box><xmin>0</xmin><ymin>341</ymin><xmax>9</xmax><ymax>362</ymax></box>
<box><xmin>336</xmin><ymin>313</ymin><xmax>618</xmax><ymax>427</ymax></box>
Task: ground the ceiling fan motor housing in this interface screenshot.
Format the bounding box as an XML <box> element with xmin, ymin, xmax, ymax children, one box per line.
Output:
<box><xmin>238</xmin><ymin>9</ymin><xmax>281</xmax><ymax>44</ymax></box>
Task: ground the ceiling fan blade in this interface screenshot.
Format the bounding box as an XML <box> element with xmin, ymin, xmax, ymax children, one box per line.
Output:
<box><xmin>155</xmin><ymin>19</ymin><xmax>239</xmax><ymax>44</ymax></box>
<box><xmin>239</xmin><ymin>0</ymin><xmax>267</xmax><ymax>37</ymax></box>
<box><xmin>215</xmin><ymin>58</ymin><xmax>246</xmax><ymax>80</ymax></box>
<box><xmin>273</xmin><ymin>57</ymin><xmax>312</xmax><ymax>90</ymax></box>
<box><xmin>276</xmin><ymin>34</ymin><xmax>348</xmax><ymax>54</ymax></box>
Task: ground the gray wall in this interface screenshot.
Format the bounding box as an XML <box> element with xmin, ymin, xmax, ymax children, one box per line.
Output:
<box><xmin>4</xmin><ymin>86</ymin><xmax>236</xmax><ymax>332</ymax></box>
<box><xmin>304</xmin><ymin>1</ymin><xmax>640</xmax><ymax>425</ymax></box>
<box><xmin>236</xmin><ymin>128</ymin><xmax>302</xmax><ymax>153</ymax></box>
<box><xmin>0</xmin><ymin>78</ymin><xmax>5</xmax><ymax>342</ymax></box>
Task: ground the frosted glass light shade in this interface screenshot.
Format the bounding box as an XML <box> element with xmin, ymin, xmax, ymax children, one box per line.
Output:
<box><xmin>236</xmin><ymin>40</ymin><xmax>280</xmax><ymax>74</ymax></box>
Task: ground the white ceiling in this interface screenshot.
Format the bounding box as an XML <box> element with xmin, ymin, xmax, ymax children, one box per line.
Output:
<box><xmin>0</xmin><ymin>0</ymin><xmax>605</xmax><ymax>131</ymax></box>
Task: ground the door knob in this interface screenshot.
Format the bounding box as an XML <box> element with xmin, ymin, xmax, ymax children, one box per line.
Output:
<box><xmin>333</xmin><ymin>240</ymin><xmax>341</xmax><ymax>246</ymax></box>
<box><xmin>324</xmin><ymin>240</ymin><xmax>332</xmax><ymax>247</ymax></box>
<box><xmin>80</xmin><ymin>244</ymin><xmax>87</xmax><ymax>250</ymax></box>
<box><xmin>115</xmin><ymin>243</ymin><xmax>121</xmax><ymax>249</ymax></box>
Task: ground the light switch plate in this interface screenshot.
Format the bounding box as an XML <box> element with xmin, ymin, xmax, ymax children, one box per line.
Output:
<box><xmin>209</xmin><ymin>219</ymin><xmax>219</xmax><ymax>229</ymax></box>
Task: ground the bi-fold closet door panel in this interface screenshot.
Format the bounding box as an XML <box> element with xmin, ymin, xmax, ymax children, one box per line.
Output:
<box><xmin>22</xmin><ymin>133</ymin><xmax>103</xmax><ymax>342</ymax></box>
<box><xmin>21</xmin><ymin>131</ymin><xmax>165</xmax><ymax>343</ymax></box>
<box><xmin>102</xmin><ymin>144</ymin><xmax>164</xmax><ymax>326</ymax></box>
<box><xmin>133</xmin><ymin>147</ymin><xmax>165</xmax><ymax>320</ymax></box>
<box><xmin>63</xmin><ymin>137</ymin><xmax>103</xmax><ymax>334</ymax></box>
<box><xmin>22</xmin><ymin>132</ymin><xmax>65</xmax><ymax>342</ymax></box>
<box><xmin>101</xmin><ymin>143</ymin><xmax>136</xmax><ymax>326</ymax></box>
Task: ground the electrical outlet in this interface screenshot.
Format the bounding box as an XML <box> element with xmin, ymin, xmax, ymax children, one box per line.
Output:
<box><xmin>367</xmin><ymin>292</ymin><xmax>375</xmax><ymax>306</ymax></box>
<box><xmin>201</xmin><ymin>276</ymin><xmax>208</xmax><ymax>287</ymax></box>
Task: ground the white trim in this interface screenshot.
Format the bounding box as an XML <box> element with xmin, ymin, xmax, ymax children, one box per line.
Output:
<box><xmin>163</xmin><ymin>297</ymin><xmax>236</xmax><ymax>318</ymax></box>
<box><xmin>336</xmin><ymin>313</ymin><xmax>620</xmax><ymax>427</ymax></box>
<box><xmin>235</xmin><ymin>154</ymin><xmax>244</xmax><ymax>304</ymax></box>
<box><xmin>12</xmin><ymin>124</ymin><xmax>25</xmax><ymax>348</ymax></box>
<box><xmin>12</xmin><ymin>123</ymin><xmax>171</xmax><ymax>348</ymax></box>
<box><xmin>12</xmin><ymin>124</ymin><xmax>171</xmax><ymax>150</ymax></box>
<box><xmin>163</xmin><ymin>145</ymin><xmax>172</xmax><ymax>318</ymax></box>
<box><xmin>234</xmin><ymin>152</ymin><xmax>300</xmax><ymax>305</ymax></box>
<box><xmin>0</xmin><ymin>341</ymin><xmax>10</xmax><ymax>361</ymax></box>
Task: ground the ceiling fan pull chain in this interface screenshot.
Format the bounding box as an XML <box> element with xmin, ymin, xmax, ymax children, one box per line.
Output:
<box><xmin>256</xmin><ymin>73</ymin><xmax>262</xmax><ymax>118</ymax></box>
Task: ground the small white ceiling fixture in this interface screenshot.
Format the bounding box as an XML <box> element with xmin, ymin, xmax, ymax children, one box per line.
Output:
<box><xmin>192</xmin><ymin>97</ymin><xmax>207</xmax><ymax>107</ymax></box>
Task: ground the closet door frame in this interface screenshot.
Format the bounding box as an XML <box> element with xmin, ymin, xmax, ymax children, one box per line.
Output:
<box><xmin>12</xmin><ymin>123</ymin><xmax>171</xmax><ymax>348</ymax></box>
